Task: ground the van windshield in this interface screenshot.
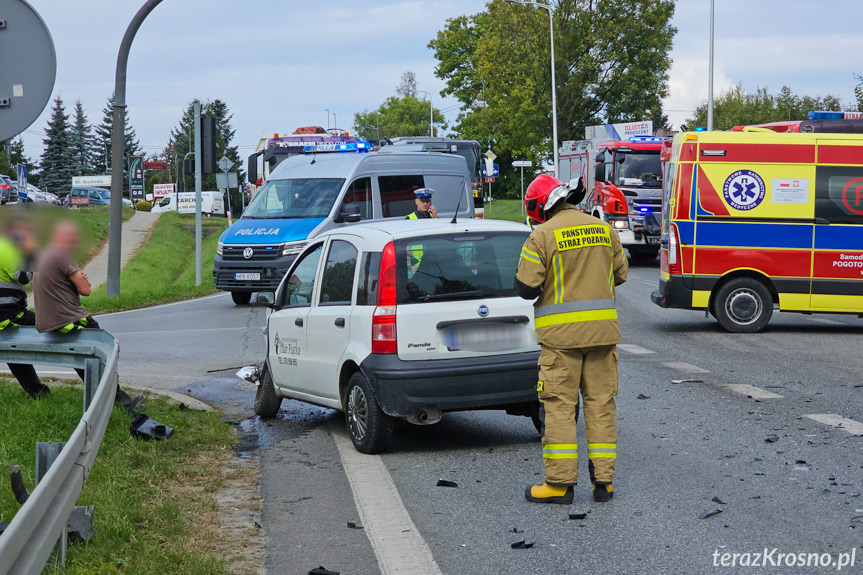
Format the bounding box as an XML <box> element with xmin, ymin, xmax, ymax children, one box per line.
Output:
<box><xmin>244</xmin><ymin>178</ymin><xmax>345</xmax><ymax>219</ymax></box>
<box><xmin>395</xmin><ymin>232</ymin><xmax>529</xmax><ymax>304</ymax></box>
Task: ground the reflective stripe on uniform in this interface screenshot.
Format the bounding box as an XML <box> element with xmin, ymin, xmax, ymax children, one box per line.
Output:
<box><xmin>543</xmin><ymin>443</ymin><xmax>578</xmax><ymax>459</ymax></box>
<box><xmin>553</xmin><ymin>254</ymin><xmax>564</xmax><ymax>303</ymax></box>
<box><xmin>0</xmin><ymin>296</ymin><xmax>22</xmax><ymax>305</ymax></box>
<box><xmin>588</xmin><ymin>443</ymin><xmax>617</xmax><ymax>459</ymax></box>
<box><xmin>0</xmin><ymin>281</ymin><xmax>25</xmax><ymax>291</ymax></box>
<box><xmin>535</xmin><ymin>309</ymin><xmax>618</xmax><ymax>328</ymax></box>
<box><xmin>534</xmin><ymin>299</ymin><xmax>617</xmax><ymax>318</ymax></box>
<box><xmin>520</xmin><ymin>248</ymin><xmax>541</xmax><ymax>265</ymax></box>
<box><xmin>405</xmin><ymin>212</ymin><xmax>418</xmax><ymax>220</ymax></box>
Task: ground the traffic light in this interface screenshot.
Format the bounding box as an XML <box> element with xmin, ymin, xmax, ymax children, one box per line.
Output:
<box><xmin>201</xmin><ymin>115</ymin><xmax>217</xmax><ymax>174</ymax></box>
<box><xmin>183</xmin><ymin>157</ymin><xmax>195</xmax><ymax>175</ymax></box>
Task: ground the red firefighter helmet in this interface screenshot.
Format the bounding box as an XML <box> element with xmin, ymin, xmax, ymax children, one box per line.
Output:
<box><xmin>524</xmin><ymin>174</ymin><xmax>585</xmax><ymax>223</ymax></box>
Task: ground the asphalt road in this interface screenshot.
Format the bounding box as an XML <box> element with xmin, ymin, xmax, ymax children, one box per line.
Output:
<box><xmin>95</xmin><ymin>259</ymin><xmax>863</xmax><ymax>575</ymax></box>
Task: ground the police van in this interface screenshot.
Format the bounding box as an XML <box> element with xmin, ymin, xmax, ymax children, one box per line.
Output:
<box><xmin>652</xmin><ymin>113</ymin><xmax>863</xmax><ymax>332</ymax></box>
<box><xmin>214</xmin><ymin>144</ymin><xmax>474</xmax><ymax>304</ymax></box>
<box><xmin>254</xmin><ymin>218</ymin><xmax>541</xmax><ymax>453</ymax></box>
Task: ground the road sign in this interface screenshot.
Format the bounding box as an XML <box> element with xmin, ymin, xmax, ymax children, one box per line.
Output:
<box><xmin>484</xmin><ymin>150</ymin><xmax>497</xmax><ymax>161</ymax></box>
<box><xmin>130</xmin><ymin>157</ymin><xmax>144</xmax><ymax>201</ymax></box>
<box><xmin>144</xmin><ymin>161</ymin><xmax>168</xmax><ymax>170</ymax></box>
<box><xmin>0</xmin><ymin>1</ymin><xmax>56</xmax><ymax>141</ymax></box>
<box><xmin>73</xmin><ymin>175</ymin><xmax>111</xmax><ymax>187</ymax></box>
<box><xmin>153</xmin><ymin>183</ymin><xmax>175</xmax><ymax>198</ymax></box>
<box><xmin>482</xmin><ymin>164</ymin><xmax>500</xmax><ymax>177</ymax></box>
<box><xmin>484</xmin><ymin>177</ymin><xmax>496</xmax><ymax>183</ymax></box>
<box><xmin>218</xmin><ymin>156</ymin><xmax>235</xmax><ymax>173</ymax></box>
<box><xmin>513</xmin><ymin>160</ymin><xmax>533</xmax><ymax>168</ymax></box>
<box><xmin>216</xmin><ymin>172</ymin><xmax>239</xmax><ymax>189</ymax></box>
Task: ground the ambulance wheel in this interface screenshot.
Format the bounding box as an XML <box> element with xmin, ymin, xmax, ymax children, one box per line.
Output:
<box><xmin>231</xmin><ymin>292</ymin><xmax>252</xmax><ymax>305</ymax></box>
<box><xmin>713</xmin><ymin>278</ymin><xmax>773</xmax><ymax>333</ymax></box>
<box><xmin>344</xmin><ymin>372</ymin><xmax>393</xmax><ymax>454</ymax></box>
<box><xmin>254</xmin><ymin>365</ymin><xmax>282</xmax><ymax>418</ymax></box>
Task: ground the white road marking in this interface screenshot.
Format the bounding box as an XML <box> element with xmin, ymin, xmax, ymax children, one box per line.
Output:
<box><xmin>94</xmin><ymin>292</ymin><xmax>230</xmax><ymax>318</ymax></box>
<box><xmin>618</xmin><ymin>344</ymin><xmax>656</xmax><ymax>355</ymax></box>
<box><xmin>661</xmin><ymin>361</ymin><xmax>710</xmax><ymax>374</ymax></box>
<box><xmin>332</xmin><ymin>424</ymin><xmax>443</xmax><ymax>575</ymax></box>
<box><xmin>804</xmin><ymin>414</ymin><xmax>863</xmax><ymax>436</ymax></box>
<box><xmin>111</xmin><ymin>327</ymin><xmax>248</xmax><ymax>336</ymax></box>
<box><xmin>723</xmin><ymin>384</ymin><xmax>783</xmax><ymax>399</ymax></box>
<box><xmin>807</xmin><ymin>317</ymin><xmax>844</xmax><ymax>326</ymax></box>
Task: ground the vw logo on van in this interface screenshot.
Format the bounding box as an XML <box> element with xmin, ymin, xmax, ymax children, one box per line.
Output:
<box><xmin>243</xmin><ymin>247</ymin><xmax>254</xmax><ymax>259</ymax></box>
<box><xmin>477</xmin><ymin>304</ymin><xmax>489</xmax><ymax>318</ymax></box>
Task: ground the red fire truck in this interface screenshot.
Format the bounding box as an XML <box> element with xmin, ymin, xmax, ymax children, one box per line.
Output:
<box><xmin>561</xmin><ymin>135</ymin><xmax>669</xmax><ymax>260</ymax></box>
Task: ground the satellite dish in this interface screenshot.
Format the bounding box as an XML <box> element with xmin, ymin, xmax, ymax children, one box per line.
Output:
<box><xmin>0</xmin><ymin>0</ymin><xmax>57</xmax><ymax>141</ymax></box>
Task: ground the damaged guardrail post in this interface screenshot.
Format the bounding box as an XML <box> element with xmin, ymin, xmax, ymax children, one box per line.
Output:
<box><xmin>83</xmin><ymin>357</ymin><xmax>102</xmax><ymax>412</ymax></box>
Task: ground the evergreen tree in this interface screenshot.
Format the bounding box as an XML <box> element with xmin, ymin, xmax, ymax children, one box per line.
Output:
<box><xmin>93</xmin><ymin>95</ymin><xmax>142</xmax><ymax>180</ymax></box>
<box><xmin>0</xmin><ymin>144</ymin><xmax>14</xmax><ymax>178</ymax></box>
<box><xmin>39</xmin><ymin>96</ymin><xmax>76</xmax><ymax>193</ymax></box>
<box><xmin>69</xmin><ymin>100</ymin><xmax>97</xmax><ymax>176</ymax></box>
<box><xmin>6</xmin><ymin>137</ymin><xmax>39</xmax><ymax>184</ymax></box>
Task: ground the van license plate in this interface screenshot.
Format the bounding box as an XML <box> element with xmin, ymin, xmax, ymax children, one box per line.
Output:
<box><xmin>235</xmin><ymin>273</ymin><xmax>260</xmax><ymax>281</ymax></box>
<box><xmin>647</xmin><ymin>237</ymin><xmax>661</xmax><ymax>245</ymax></box>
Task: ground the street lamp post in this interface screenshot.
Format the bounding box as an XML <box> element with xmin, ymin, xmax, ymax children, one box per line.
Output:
<box><xmin>326</xmin><ymin>109</ymin><xmax>330</xmax><ymax>130</ymax></box>
<box><xmin>505</xmin><ymin>0</ymin><xmax>559</xmax><ymax>178</ymax></box>
<box><xmin>418</xmin><ymin>90</ymin><xmax>434</xmax><ymax>137</ymax></box>
<box><xmin>707</xmin><ymin>0</ymin><xmax>715</xmax><ymax>131</ymax></box>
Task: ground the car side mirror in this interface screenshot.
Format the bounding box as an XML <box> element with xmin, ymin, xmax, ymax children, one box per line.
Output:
<box><xmin>594</xmin><ymin>162</ymin><xmax>605</xmax><ymax>184</ymax></box>
<box><xmin>256</xmin><ymin>292</ymin><xmax>278</xmax><ymax>309</ymax></box>
<box><xmin>337</xmin><ymin>202</ymin><xmax>362</xmax><ymax>223</ymax></box>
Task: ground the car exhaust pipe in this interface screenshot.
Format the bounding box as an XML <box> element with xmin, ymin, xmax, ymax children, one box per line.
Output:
<box><xmin>406</xmin><ymin>406</ymin><xmax>442</xmax><ymax>426</ymax></box>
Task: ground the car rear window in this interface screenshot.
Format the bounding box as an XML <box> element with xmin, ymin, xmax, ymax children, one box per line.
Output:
<box><xmin>395</xmin><ymin>232</ymin><xmax>529</xmax><ymax>304</ymax></box>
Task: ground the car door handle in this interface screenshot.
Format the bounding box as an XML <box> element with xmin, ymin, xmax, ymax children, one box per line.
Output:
<box><xmin>334</xmin><ymin>318</ymin><xmax>346</xmax><ymax>328</ymax></box>
<box><xmin>295</xmin><ymin>318</ymin><xmax>303</xmax><ymax>327</ymax></box>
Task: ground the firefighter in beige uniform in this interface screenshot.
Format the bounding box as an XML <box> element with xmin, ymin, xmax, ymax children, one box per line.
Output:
<box><xmin>515</xmin><ymin>174</ymin><xmax>628</xmax><ymax>504</ymax></box>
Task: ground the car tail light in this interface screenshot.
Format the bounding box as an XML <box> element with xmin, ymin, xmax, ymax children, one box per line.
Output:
<box><xmin>668</xmin><ymin>223</ymin><xmax>682</xmax><ymax>275</ymax></box>
<box><xmin>372</xmin><ymin>241</ymin><xmax>397</xmax><ymax>354</ymax></box>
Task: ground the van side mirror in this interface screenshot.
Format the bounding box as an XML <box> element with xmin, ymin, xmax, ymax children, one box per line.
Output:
<box><xmin>256</xmin><ymin>292</ymin><xmax>277</xmax><ymax>309</ymax></box>
<box><xmin>337</xmin><ymin>202</ymin><xmax>362</xmax><ymax>223</ymax></box>
<box><xmin>594</xmin><ymin>162</ymin><xmax>606</xmax><ymax>184</ymax></box>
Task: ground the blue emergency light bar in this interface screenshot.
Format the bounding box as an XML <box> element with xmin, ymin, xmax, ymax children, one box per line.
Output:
<box><xmin>302</xmin><ymin>142</ymin><xmax>371</xmax><ymax>153</ymax></box>
<box><xmin>808</xmin><ymin>111</ymin><xmax>863</xmax><ymax>120</ymax></box>
<box><xmin>629</xmin><ymin>136</ymin><xmax>664</xmax><ymax>143</ymax></box>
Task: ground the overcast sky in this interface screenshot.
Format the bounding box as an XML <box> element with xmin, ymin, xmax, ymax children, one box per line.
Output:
<box><xmin>16</xmin><ymin>0</ymin><xmax>863</xmax><ymax>160</ymax></box>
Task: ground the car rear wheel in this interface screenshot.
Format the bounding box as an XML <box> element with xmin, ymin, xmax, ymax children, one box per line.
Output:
<box><xmin>231</xmin><ymin>291</ymin><xmax>252</xmax><ymax>305</ymax></box>
<box><xmin>254</xmin><ymin>364</ymin><xmax>282</xmax><ymax>418</ymax></box>
<box><xmin>713</xmin><ymin>278</ymin><xmax>773</xmax><ymax>333</ymax></box>
<box><xmin>344</xmin><ymin>372</ymin><xmax>393</xmax><ymax>454</ymax></box>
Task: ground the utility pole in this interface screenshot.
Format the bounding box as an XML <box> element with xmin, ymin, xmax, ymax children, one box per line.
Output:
<box><xmin>194</xmin><ymin>102</ymin><xmax>203</xmax><ymax>286</ymax></box>
<box><xmin>107</xmin><ymin>0</ymin><xmax>164</xmax><ymax>298</ymax></box>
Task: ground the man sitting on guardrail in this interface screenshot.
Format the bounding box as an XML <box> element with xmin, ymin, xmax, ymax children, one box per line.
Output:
<box><xmin>0</xmin><ymin>217</ymin><xmax>52</xmax><ymax>398</ymax></box>
<box><xmin>33</xmin><ymin>221</ymin><xmax>143</xmax><ymax>412</ymax></box>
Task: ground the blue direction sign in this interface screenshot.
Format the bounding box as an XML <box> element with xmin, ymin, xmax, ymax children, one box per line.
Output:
<box><xmin>482</xmin><ymin>164</ymin><xmax>500</xmax><ymax>177</ymax></box>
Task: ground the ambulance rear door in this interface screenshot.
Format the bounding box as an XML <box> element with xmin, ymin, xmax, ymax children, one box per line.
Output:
<box><xmin>811</xmin><ymin>139</ymin><xmax>863</xmax><ymax>312</ymax></box>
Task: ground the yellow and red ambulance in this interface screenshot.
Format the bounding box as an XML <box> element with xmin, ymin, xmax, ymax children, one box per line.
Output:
<box><xmin>652</xmin><ymin>113</ymin><xmax>863</xmax><ymax>332</ymax></box>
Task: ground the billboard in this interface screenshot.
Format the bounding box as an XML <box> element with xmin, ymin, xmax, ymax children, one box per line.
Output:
<box><xmin>585</xmin><ymin>121</ymin><xmax>653</xmax><ymax>141</ymax></box>
<box><xmin>153</xmin><ymin>183</ymin><xmax>176</xmax><ymax>198</ymax></box>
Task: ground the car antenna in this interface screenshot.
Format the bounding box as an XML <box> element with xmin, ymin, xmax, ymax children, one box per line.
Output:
<box><xmin>450</xmin><ymin>178</ymin><xmax>466</xmax><ymax>224</ymax></box>
<box><xmin>310</xmin><ymin>152</ymin><xmax>317</xmax><ymax>165</ymax></box>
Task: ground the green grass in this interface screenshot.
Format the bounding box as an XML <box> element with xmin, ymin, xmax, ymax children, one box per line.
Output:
<box><xmin>482</xmin><ymin>199</ymin><xmax>527</xmax><ymax>223</ymax></box>
<box><xmin>83</xmin><ymin>213</ymin><xmax>228</xmax><ymax>314</ymax></box>
<box><xmin>0</xmin><ymin>379</ymin><xmax>236</xmax><ymax>575</ymax></box>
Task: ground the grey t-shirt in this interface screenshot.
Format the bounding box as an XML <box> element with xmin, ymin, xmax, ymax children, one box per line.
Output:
<box><xmin>34</xmin><ymin>248</ymin><xmax>89</xmax><ymax>333</ymax></box>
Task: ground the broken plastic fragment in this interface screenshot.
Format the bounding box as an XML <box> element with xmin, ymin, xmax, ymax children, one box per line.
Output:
<box><xmin>671</xmin><ymin>379</ymin><xmax>703</xmax><ymax>384</ymax></box>
<box><xmin>236</xmin><ymin>366</ymin><xmax>260</xmax><ymax>383</ymax></box>
<box><xmin>636</xmin><ymin>394</ymin><xmax>650</xmax><ymax>400</ymax></box>
<box><xmin>711</xmin><ymin>496</ymin><xmax>725</xmax><ymax>505</ymax></box>
<box><xmin>130</xmin><ymin>414</ymin><xmax>174</xmax><ymax>440</ymax></box>
<box><xmin>436</xmin><ymin>479</ymin><xmax>458</xmax><ymax>488</ymax></box>
<box><xmin>699</xmin><ymin>509</ymin><xmax>723</xmax><ymax>519</ymax></box>
<box><xmin>347</xmin><ymin>521</ymin><xmax>364</xmax><ymax>529</ymax></box>
<box><xmin>308</xmin><ymin>567</ymin><xmax>340</xmax><ymax>575</ymax></box>
<box><xmin>511</xmin><ymin>540</ymin><xmax>535</xmax><ymax>549</ymax></box>
<box><xmin>764</xmin><ymin>435</ymin><xmax>779</xmax><ymax>443</ymax></box>
<box><xmin>512</xmin><ymin>527</ymin><xmax>523</xmax><ymax>533</ymax></box>
<box><xmin>569</xmin><ymin>512</ymin><xmax>587</xmax><ymax>520</ymax></box>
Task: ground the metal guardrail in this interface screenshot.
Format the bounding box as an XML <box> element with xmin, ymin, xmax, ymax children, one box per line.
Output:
<box><xmin>0</xmin><ymin>326</ymin><xmax>119</xmax><ymax>575</ymax></box>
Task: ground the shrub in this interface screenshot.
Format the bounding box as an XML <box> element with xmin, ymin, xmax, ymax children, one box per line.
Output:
<box><xmin>136</xmin><ymin>200</ymin><xmax>153</xmax><ymax>212</ymax></box>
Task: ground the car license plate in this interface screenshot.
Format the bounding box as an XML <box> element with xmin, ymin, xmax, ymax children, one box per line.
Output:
<box><xmin>647</xmin><ymin>237</ymin><xmax>661</xmax><ymax>245</ymax></box>
<box><xmin>441</xmin><ymin>323</ymin><xmax>534</xmax><ymax>353</ymax></box>
<box><xmin>234</xmin><ymin>273</ymin><xmax>260</xmax><ymax>281</ymax></box>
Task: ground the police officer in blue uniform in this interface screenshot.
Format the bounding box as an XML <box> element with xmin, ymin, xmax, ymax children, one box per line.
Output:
<box><xmin>404</xmin><ymin>188</ymin><xmax>437</xmax><ymax>219</ymax></box>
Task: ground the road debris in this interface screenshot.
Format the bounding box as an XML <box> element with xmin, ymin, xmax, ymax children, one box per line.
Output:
<box><xmin>308</xmin><ymin>567</ymin><xmax>340</xmax><ymax>575</ymax></box>
<box><xmin>130</xmin><ymin>414</ymin><xmax>174</xmax><ymax>440</ymax></box>
<box><xmin>436</xmin><ymin>479</ymin><xmax>458</xmax><ymax>488</ymax></box>
<box><xmin>511</xmin><ymin>527</ymin><xmax>523</xmax><ymax>533</ymax></box>
<box><xmin>672</xmin><ymin>379</ymin><xmax>703</xmax><ymax>384</ymax></box>
<box><xmin>347</xmin><ymin>521</ymin><xmax>364</xmax><ymax>530</ymax></box>
<box><xmin>511</xmin><ymin>540</ymin><xmax>535</xmax><ymax>549</ymax></box>
<box><xmin>699</xmin><ymin>509</ymin><xmax>723</xmax><ymax>519</ymax></box>
<box><xmin>764</xmin><ymin>435</ymin><xmax>779</xmax><ymax>443</ymax></box>
<box><xmin>711</xmin><ymin>496</ymin><xmax>725</xmax><ymax>504</ymax></box>
<box><xmin>636</xmin><ymin>394</ymin><xmax>650</xmax><ymax>400</ymax></box>
<box><xmin>569</xmin><ymin>512</ymin><xmax>588</xmax><ymax>520</ymax></box>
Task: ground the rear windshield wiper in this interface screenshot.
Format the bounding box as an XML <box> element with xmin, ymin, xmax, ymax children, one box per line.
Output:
<box><xmin>419</xmin><ymin>290</ymin><xmax>487</xmax><ymax>302</ymax></box>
